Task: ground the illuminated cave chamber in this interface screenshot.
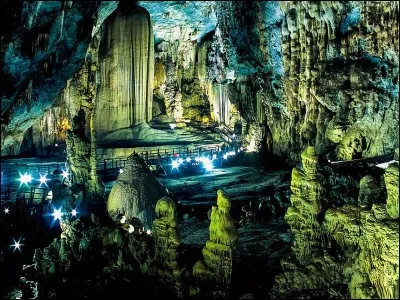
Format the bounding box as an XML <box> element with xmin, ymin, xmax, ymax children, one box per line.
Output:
<box><xmin>95</xmin><ymin>4</ymin><xmax>154</xmax><ymax>144</ymax></box>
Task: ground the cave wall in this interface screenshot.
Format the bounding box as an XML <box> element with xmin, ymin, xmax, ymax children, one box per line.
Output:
<box><xmin>213</xmin><ymin>1</ymin><xmax>399</xmax><ymax>164</ymax></box>
<box><xmin>1</xmin><ymin>1</ymin><xmax>399</xmax><ymax>165</ymax></box>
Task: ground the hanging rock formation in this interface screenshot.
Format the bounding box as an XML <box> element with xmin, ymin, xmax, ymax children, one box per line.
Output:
<box><xmin>193</xmin><ymin>190</ymin><xmax>238</xmax><ymax>290</ymax></box>
<box><xmin>107</xmin><ymin>153</ymin><xmax>168</xmax><ymax>228</ymax></box>
<box><xmin>94</xmin><ymin>3</ymin><xmax>154</xmax><ymax>145</ymax></box>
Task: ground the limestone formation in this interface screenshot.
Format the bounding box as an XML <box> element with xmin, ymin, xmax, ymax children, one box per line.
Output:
<box><xmin>65</xmin><ymin>108</ymin><xmax>104</xmax><ymax>210</ymax></box>
<box><xmin>384</xmin><ymin>162</ymin><xmax>399</xmax><ymax>219</ymax></box>
<box><xmin>95</xmin><ymin>3</ymin><xmax>154</xmax><ymax>143</ymax></box>
<box><xmin>152</xmin><ymin>196</ymin><xmax>183</xmax><ymax>296</ymax></box>
<box><xmin>107</xmin><ymin>153</ymin><xmax>168</xmax><ymax>228</ymax></box>
<box><xmin>284</xmin><ymin>146</ymin><xmax>324</xmax><ymax>264</ymax></box>
<box><xmin>193</xmin><ymin>190</ymin><xmax>238</xmax><ymax>286</ymax></box>
<box><xmin>357</xmin><ymin>175</ymin><xmax>381</xmax><ymax>208</ymax></box>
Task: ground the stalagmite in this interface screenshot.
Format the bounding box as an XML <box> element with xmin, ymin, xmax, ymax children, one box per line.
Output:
<box><xmin>193</xmin><ymin>190</ymin><xmax>238</xmax><ymax>290</ymax></box>
<box><xmin>95</xmin><ymin>3</ymin><xmax>154</xmax><ymax>142</ymax></box>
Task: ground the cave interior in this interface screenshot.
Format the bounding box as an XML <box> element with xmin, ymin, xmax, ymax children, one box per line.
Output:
<box><xmin>0</xmin><ymin>1</ymin><xmax>399</xmax><ymax>299</ymax></box>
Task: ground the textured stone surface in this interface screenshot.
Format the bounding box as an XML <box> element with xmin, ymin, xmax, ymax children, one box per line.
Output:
<box><xmin>284</xmin><ymin>146</ymin><xmax>324</xmax><ymax>264</ymax></box>
<box><xmin>94</xmin><ymin>3</ymin><xmax>154</xmax><ymax>142</ymax></box>
<box><xmin>107</xmin><ymin>153</ymin><xmax>168</xmax><ymax>228</ymax></box>
<box><xmin>384</xmin><ymin>162</ymin><xmax>399</xmax><ymax>219</ymax></box>
<box><xmin>193</xmin><ymin>190</ymin><xmax>238</xmax><ymax>287</ymax></box>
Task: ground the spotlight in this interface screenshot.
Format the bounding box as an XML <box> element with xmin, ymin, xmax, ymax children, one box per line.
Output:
<box><xmin>146</xmin><ymin>229</ymin><xmax>151</xmax><ymax>235</ymax></box>
<box><xmin>178</xmin><ymin>158</ymin><xmax>184</xmax><ymax>164</ymax></box>
<box><xmin>39</xmin><ymin>174</ymin><xmax>49</xmax><ymax>186</ymax></box>
<box><xmin>202</xmin><ymin>157</ymin><xmax>213</xmax><ymax>171</ymax></box>
<box><xmin>186</xmin><ymin>157</ymin><xmax>191</xmax><ymax>163</ymax></box>
<box><xmin>62</xmin><ymin>170</ymin><xmax>69</xmax><ymax>179</ymax></box>
<box><xmin>212</xmin><ymin>154</ymin><xmax>217</xmax><ymax>160</ymax></box>
<box><xmin>223</xmin><ymin>154</ymin><xmax>228</xmax><ymax>160</ymax></box>
<box><xmin>52</xmin><ymin>208</ymin><xmax>63</xmax><ymax>221</ymax></box>
<box><xmin>71</xmin><ymin>209</ymin><xmax>77</xmax><ymax>217</ymax></box>
<box><xmin>19</xmin><ymin>173</ymin><xmax>32</xmax><ymax>185</ymax></box>
<box><xmin>119</xmin><ymin>169</ymin><xmax>124</xmax><ymax>174</ymax></box>
<box><xmin>10</xmin><ymin>238</ymin><xmax>23</xmax><ymax>253</ymax></box>
<box><xmin>171</xmin><ymin>159</ymin><xmax>180</xmax><ymax>170</ymax></box>
<box><xmin>4</xmin><ymin>207</ymin><xmax>10</xmax><ymax>214</ymax></box>
<box><xmin>55</xmin><ymin>143</ymin><xmax>58</xmax><ymax>147</ymax></box>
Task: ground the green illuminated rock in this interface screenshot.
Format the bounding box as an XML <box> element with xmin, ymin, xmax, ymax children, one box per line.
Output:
<box><xmin>284</xmin><ymin>146</ymin><xmax>324</xmax><ymax>264</ymax></box>
<box><xmin>152</xmin><ymin>196</ymin><xmax>184</xmax><ymax>296</ymax></box>
<box><xmin>384</xmin><ymin>162</ymin><xmax>399</xmax><ymax>219</ymax></box>
<box><xmin>193</xmin><ymin>190</ymin><xmax>238</xmax><ymax>286</ymax></box>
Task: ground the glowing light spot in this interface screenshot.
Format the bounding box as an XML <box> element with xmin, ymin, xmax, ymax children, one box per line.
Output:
<box><xmin>19</xmin><ymin>173</ymin><xmax>32</xmax><ymax>185</ymax></box>
<box><xmin>62</xmin><ymin>170</ymin><xmax>69</xmax><ymax>179</ymax></box>
<box><xmin>10</xmin><ymin>238</ymin><xmax>23</xmax><ymax>253</ymax></box>
<box><xmin>146</xmin><ymin>229</ymin><xmax>151</xmax><ymax>235</ymax></box>
<box><xmin>171</xmin><ymin>159</ymin><xmax>180</xmax><ymax>170</ymax></box>
<box><xmin>202</xmin><ymin>157</ymin><xmax>213</xmax><ymax>171</ymax></box>
<box><xmin>212</xmin><ymin>154</ymin><xmax>217</xmax><ymax>160</ymax></box>
<box><xmin>240</xmin><ymin>147</ymin><xmax>244</xmax><ymax>151</ymax></box>
<box><xmin>120</xmin><ymin>215</ymin><xmax>126</xmax><ymax>224</ymax></box>
<box><xmin>186</xmin><ymin>157</ymin><xmax>191</xmax><ymax>163</ymax></box>
<box><xmin>4</xmin><ymin>207</ymin><xmax>10</xmax><ymax>214</ymax></box>
<box><xmin>232</xmin><ymin>134</ymin><xmax>236</xmax><ymax>138</ymax></box>
<box><xmin>55</xmin><ymin>143</ymin><xmax>58</xmax><ymax>147</ymax></box>
<box><xmin>119</xmin><ymin>169</ymin><xmax>124</xmax><ymax>174</ymax></box>
<box><xmin>128</xmin><ymin>225</ymin><xmax>135</xmax><ymax>233</ymax></box>
<box><xmin>247</xmin><ymin>139</ymin><xmax>256</xmax><ymax>152</ymax></box>
<box><xmin>178</xmin><ymin>158</ymin><xmax>184</xmax><ymax>164</ymax></box>
<box><xmin>52</xmin><ymin>208</ymin><xmax>63</xmax><ymax>221</ymax></box>
<box><xmin>71</xmin><ymin>209</ymin><xmax>77</xmax><ymax>217</ymax></box>
<box><xmin>223</xmin><ymin>154</ymin><xmax>228</xmax><ymax>160</ymax></box>
<box><xmin>39</xmin><ymin>174</ymin><xmax>49</xmax><ymax>186</ymax></box>
<box><xmin>195</xmin><ymin>157</ymin><xmax>200</xmax><ymax>162</ymax></box>
<box><xmin>169</xmin><ymin>123</ymin><xmax>176</xmax><ymax>130</ymax></box>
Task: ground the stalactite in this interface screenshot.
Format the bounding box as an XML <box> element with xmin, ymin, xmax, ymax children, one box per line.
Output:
<box><xmin>95</xmin><ymin>4</ymin><xmax>154</xmax><ymax>140</ymax></box>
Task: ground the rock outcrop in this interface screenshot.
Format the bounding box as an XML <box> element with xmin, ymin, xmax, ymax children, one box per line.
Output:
<box><xmin>107</xmin><ymin>153</ymin><xmax>168</xmax><ymax>228</ymax></box>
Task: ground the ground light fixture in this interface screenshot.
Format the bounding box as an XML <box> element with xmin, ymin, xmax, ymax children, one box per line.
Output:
<box><xmin>52</xmin><ymin>208</ymin><xmax>63</xmax><ymax>221</ymax></box>
<box><xmin>10</xmin><ymin>238</ymin><xmax>23</xmax><ymax>253</ymax></box>
<box><xmin>171</xmin><ymin>159</ymin><xmax>180</xmax><ymax>170</ymax></box>
<box><xmin>19</xmin><ymin>173</ymin><xmax>32</xmax><ymax>185</ymax></box>
<box><xmin>39</xmin><ymin>174</ymin><xmax>49</xmax><ymax>186</ymax></box>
